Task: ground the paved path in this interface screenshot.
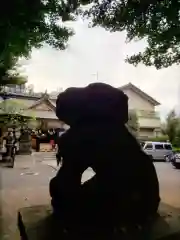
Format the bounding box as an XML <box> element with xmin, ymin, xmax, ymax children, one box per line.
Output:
<box><xmin>32</xmin><ymin>151</ymin><xmax>58</xmax><ymax>170</ymax></box>
<box><xmin>0</xmin><ymin>155</ymin><xmax>55</xmax><ymax>240</ymax></box>
<box><xmin>0</xmin><ymin>153</ymin><xmax>95</xmax><ymax>240</ymax></box>
<box><xmin>32</xmin><ymin>152</ymin><xmax>95</xmax><ymax>182</ymax></box>
<box><xmin>155</xmin><ymin>163</ymin><xmax>180</xmax><ymax>208</ymax></box>
<box><xmin>32</xmin><ymin>151</ymin><xmax>57</xmax><ymax>163</ymax></box>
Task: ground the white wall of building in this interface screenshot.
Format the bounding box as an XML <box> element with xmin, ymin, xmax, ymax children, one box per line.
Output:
<box><xmin>122</xmin><ymin>88</ymin><xmax>161</xmax><ymax>138</ymax></box>
<box><xmin>138</xmin><ymin>117</ymin><xmax>161</xmax><ymax>129</ymax></box>
<box><xmin>123</xmin><ymin>89</ymin><xmax>155</xmax><ymax>111</ymax></box>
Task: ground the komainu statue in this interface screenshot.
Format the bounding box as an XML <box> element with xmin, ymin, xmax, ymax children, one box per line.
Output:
<box><xmin>49</xmin><ymin>83</ymin><xmax>160</xmax><ymax>239</ymax></box>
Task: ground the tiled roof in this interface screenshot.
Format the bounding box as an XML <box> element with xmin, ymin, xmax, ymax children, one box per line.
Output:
<box><xmin>119</xmin><ymin>83</ymin><xmax>160</xmax><ymax>106</ymax></box>
<box><xmin>28</xmin><ymin>94</ymin><xmax>56</xmax><ymax>110</ymax></box>
<box><xmin>23</xmin><ymin>110</ymin><xmax>57</xmax><ymax>119</ymax></box>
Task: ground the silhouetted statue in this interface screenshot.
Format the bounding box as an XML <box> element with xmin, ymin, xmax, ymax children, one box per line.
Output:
<box><xmin>49</xmin><ymin>83</ymin><xmax>160</xmax><ymax>239</ymax></box>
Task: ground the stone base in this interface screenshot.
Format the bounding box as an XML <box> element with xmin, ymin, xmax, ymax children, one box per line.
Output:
<box><xmin>18</xmin><ymin>205</ymin><xmax>54</xmax><ymax>240</ymax></box>
<box><xmin>19</xmin><ymin>141</ymin><xmax>32</xmax><ymax>155</ymax></box>
<box><xmin>18</xmin><ymin>203</ymin><xmax>180</xmax><ymax>240</ymax></box>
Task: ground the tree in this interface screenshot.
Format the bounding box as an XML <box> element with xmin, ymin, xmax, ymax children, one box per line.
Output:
<box><xmin>0</xmin><ymin>99</ymin><xmax>35</xmax><ymax>128</ymax></box>
<box><xmin>164</xmin><ymin>110</ymin><xmax>179</xmax><ymax>144</ymax></box>
<box><xmin>2</xmin><ymin>1</ymin><xmax>179</xmax><ymax>73</ymax></box>
<box><xmin>127</xmin><ymin>110</ymin><xmax>139</xmax><ymax>137</ymax></box>
<box><xmin>0</xmin><ymin>0</ymin><xmax>75</xmax><ymax>85</ymax></box>
<box><xmin>173</xmin><ymin>127</ymin><xmax>180</xmax><ymax>148</ymax></box>
<box><xmin>161</xmin><ymin>122</ymin><xmax>167</xmax><ymax>136</ymax></box>
<box><xmin>0</xmin><ymin>56</ymin><xmax>27</xmax><ymax>88</ymax></box>
<box><xmin>1</xmin><ymin>0</ymin><xmax>75</xmax><ymax>57</ymax></box>
<box><xmin>26</xmin><ymin>84</ymin><xmax>35</xmax><ymax>95</ymax></box>
<box><xmin>83</xmin><ymin>0</ymin><xmax>180</xmax><ymax>69</ymax></box>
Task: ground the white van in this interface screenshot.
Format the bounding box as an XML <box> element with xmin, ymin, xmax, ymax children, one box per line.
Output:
<box><xmin>142</xmin><ymin>141</ymin><xmax>173</xmax><ymax>161</ymax></box>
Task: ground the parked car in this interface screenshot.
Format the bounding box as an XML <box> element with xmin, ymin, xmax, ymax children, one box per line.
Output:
<box><xmin>164</xmin><ymin>152</ymin><xmax>174</xmax><ymax>162</ymax></box>
<box><xmin>170</xmin><ymin>152</ymin><xmax>180</xmax><ymax>169</ymax></box>
<box><xmin>142</xmin><ymin>141</ymin><xmax>173</xmax><ymax>161</ymax></box>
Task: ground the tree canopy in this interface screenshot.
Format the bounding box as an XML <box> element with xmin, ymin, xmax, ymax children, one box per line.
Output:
<box><xmin>2</xmin><ymin>0</ymin><xmax>179</xmax><ymax>84</ymax></box>
<box><xmin>0</xmin><ymin>99</ymin><xmax>35</xmax><ymax>127</ymax></box>
<box><xmin>1</xmin><ymin>0</ymin><xmax>75</xmax><ymax>58</ymax></box>
<box><xmin>0</xmin><ymin>56</ymin><xmax>27</xmax><ymax>88</ymax></box>
<box><xmin>165</xmin><ymin>110</ymin><xmax>178</xmax><ymax>143</ymax></box>
<box><xmin>0</xmin><ymin>0</ymin><xmax>75</xmax><ymax>86</ymax></box>
<box><xmin>162</xmin><ymin>110</ymin><xmax>180</xmax><ymax>147</ymax></box>
<box><xmin>84</xmin><ymin>0</ymin><xmax>180</xmax><ymax>69</ymax></box>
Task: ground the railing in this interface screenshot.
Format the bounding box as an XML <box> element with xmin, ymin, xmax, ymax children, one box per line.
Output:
<box><xmin>0</xmin><ymin>89</ymin><xmax>59</xmax><ymax>99</ymax></box>
<box><xmin>136</xmin><ymin>110</ymin><xmax>160</xmax><ymax>119</ymax></box>
<box><xmin>0</xmin><ymin>89</ymin><xmax>43</xmax><ymax>98</ymax></box>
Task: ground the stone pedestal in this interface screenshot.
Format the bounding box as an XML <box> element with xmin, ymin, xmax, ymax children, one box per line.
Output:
<box><xmin>19</xmin><ymin>131</ymin><xmax>32</xmax><ymax>155</ymax></box>
<box><xmin>18</xmin><ymin>203</ymin><xmax>180</xmax><ymax>240</ymax></box>
<box><xmin>19</xmin><ymin>140</ymin><xmax>32</xmax><ymax>155</ymax></box>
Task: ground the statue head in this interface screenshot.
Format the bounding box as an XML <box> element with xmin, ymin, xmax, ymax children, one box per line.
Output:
<box><xmin>56</xmin><ymin>83</ymin><xmax>129</xmax><ymax>126</ymax></box>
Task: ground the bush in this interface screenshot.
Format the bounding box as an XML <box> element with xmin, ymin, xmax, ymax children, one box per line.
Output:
<box><xmin>146</xmin><ymin>135</ymin><xmax>169</xmax><ymax>142</ymax></box>
<box><xmin>172</xmin><ymin>147</ymin><xmax>180</xmax><ymax>153</ymax></box>
<box><xmin>172</xmin><ymin>136</ymin><xmax>180</xmax><ymax>148</ymax></box>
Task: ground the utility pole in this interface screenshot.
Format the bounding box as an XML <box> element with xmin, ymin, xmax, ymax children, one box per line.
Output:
<box><xmin>91</xmin><ymin>72</ymin><xmax>99</xmax><ymax>81</ymax></box>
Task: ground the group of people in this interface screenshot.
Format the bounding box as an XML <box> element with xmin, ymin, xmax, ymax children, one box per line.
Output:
<box><xmin>31</xmin><ymin>128</ymin><xmax>65</xmax><ymax>152</ymax></box>
<box><xmin>1</xmin><ymin>128</ymin><xmax>64</xmax><ymax>155</ymax></box>
<box><xmin>50</xmin><ymin>83</ymin><xmax>160</xmax><ymax>239</ymax></box>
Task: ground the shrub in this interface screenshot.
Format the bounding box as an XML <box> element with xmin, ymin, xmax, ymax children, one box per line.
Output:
<box><xmin>146</xmin><ymin>135</ymin><xmax>169</xmax><ymax>142</ymax></box>
<box><xmin>172</xmin><ymin>147</ymin><xmax>180</xmax><ymax>153</ymax></box>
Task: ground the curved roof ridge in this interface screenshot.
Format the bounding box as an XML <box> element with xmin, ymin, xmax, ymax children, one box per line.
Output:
<box><xmin>119</xmin><ymin>82</ymin><xmax>160</xmax><ymax>106</ymax></box>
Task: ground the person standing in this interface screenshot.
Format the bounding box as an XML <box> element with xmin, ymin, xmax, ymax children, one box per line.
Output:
<box><xmin>12</xmin><ymin>129</ymin><xmax>18</xmax><ymax>154</ymax></box>
<box><xmin>4</xmin><ymin>131</ymin><xmax>15</xmax><ymax>166</ymax></box>
<box><xmin>49</xmin><ymin>129</ymin><xmax>55</xmax><ymax>151</ymax></box>
<box><xmin>56</xmin><ymin>131</ymin><xmax>65</xmax><ymax>166</ymax></box>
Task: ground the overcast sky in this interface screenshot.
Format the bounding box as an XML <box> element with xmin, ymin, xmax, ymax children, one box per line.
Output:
<box><xmin>23</xmin><ymin>19</ymin><xmax>180</xmax><ymax>119</ymax></box>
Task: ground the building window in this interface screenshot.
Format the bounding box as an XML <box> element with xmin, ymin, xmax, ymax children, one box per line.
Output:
<box><xmin>164</xmin><ymin>144</ymin><xmax>172</xmax><ymax>150</ymax></box>
<box><xmin>144</xmin><ymin>143</ymin><xmax>153</xmax><ymax>150</ymax></box>
<box><xmin>155</xmin><ymin>144</ymin><xmax>164</xmax><ymax>150</ymax></box>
